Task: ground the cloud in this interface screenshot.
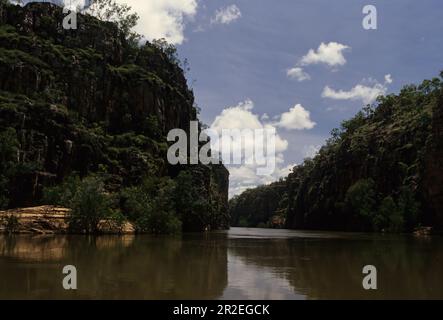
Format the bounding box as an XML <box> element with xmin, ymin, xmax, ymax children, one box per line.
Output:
<box><xmin>302</xmin><ymin>145</ymin><xmax>321</xmax><ymax>159</ymax></box>
<box><xmin>227</xmin><ymin>159</ymin><xmax>295</xmax><ymax>198</ymax></box>
<box><xmin>210</xmin><ymin>100</ymin><xmax>288</xmax><ymax>154</ymax></box>
<box><xmin>287</xmin><ymin>67</ymin><xmax>311</xmax><ymax>82</ymax></box>
<box><xmin>211</xmin><ymin>4</ymin><xmax>242</xmax><ymax>25</ymax></box>
<box><xmin>287</xmin><ymin>42</ymin><xmax>349</xmax><ymax>81</ymax></box>
<box><xmin>299</xmin><ymin>42</ymin><xmax>350</xmax><ymax>67</ymax></box>
<box><xmin>276</xmin><ymin>104</ymin><xmax>316</xmax><ymax>130</ymax></box>
<box><xmin>210</xmin><ymin>100</ymin><xmax>315</xmax><ymax>197</ymax></box>
<box><xmin>114</xmin><ymin>0</ymin><xmax>198</xmax><ymax>45</ymax></box>
<box><xmin>322</xmin><ymin>74</ymin><xmax>393</xmax><ymax>105</ymax></box>
<box><xmin>385</xmin><ymin>74</ymin><xmax>393</xmax><ymax>84</ymax></box>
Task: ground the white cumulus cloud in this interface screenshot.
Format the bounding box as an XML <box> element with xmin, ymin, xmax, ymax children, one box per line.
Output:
<box><xmin>322</xmin><ymin>74</ymin><xmax>393</xmax><ymax>105</ymax></box>
<box><xmin>210</xmin><ymin>100</ymin><xmax>315</xmax><ymax>197</ymax></box>
<box><xmin>287</xmin><ymin>67</ymin><xmax>311</xmax><ymax>82</ymax></box>
<box><xmin>115</xmin><ymin>0</ymin><xmax>198</xmax><ymax>45</ymax></box>
<box><xmin>276</xmin><ymin>104</ymin><xmax>316</xmax><ymax>130</ymax></box>
<box><xmin>385</xmin><ymin>74</ymin><xmax>393</xmax><ymax>84</ymax></box>
<box><xmin>287</xmin><ymin>42</ymin><xmax>350</xmax><ymax>81</ymax></box>
<box><xmin>211</xmin><ymin>4</ymin><xmax>242</xmax><ymax>25</ymax></box>
<box><xmin>300</xmin><ymin>42</ymin><xmax>350</xmax><ymax>67</ymax></box>
<box><xmin>210</xmin><ymin>100</ymin><xmax>288</xmax><ymax>154</ymax></box>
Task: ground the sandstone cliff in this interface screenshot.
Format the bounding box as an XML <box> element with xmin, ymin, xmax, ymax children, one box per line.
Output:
<box><xmin>0</xmin><ymin>2</ymin><xmax>229</xmax><ymax>232</ymax></box>
<box><xmin>230</xmin><ymin>74</ymin><xmax>443</xmax><ymax>233</ymax></box>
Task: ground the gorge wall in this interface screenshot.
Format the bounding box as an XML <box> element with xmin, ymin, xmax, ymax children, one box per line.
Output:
<box><xmin>230</xmin><ymin>74</ymin><xmax>443</xmax><ymax>233</ymax></box>
<box><xmin>0</xmin><ymin>2</ymin><xmax>229</xmax><ymax>231</ymax></box>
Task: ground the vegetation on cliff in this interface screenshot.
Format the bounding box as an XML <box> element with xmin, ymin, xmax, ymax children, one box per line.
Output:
<box><xmin>0</xmin><ymin>2</ymin><xmax>229</xmax><ymax>233</ymax></box>
<box><xmin>230</xmin><ymin>73</ymin><xmax>443</xmax><ymax>233</ymax></box>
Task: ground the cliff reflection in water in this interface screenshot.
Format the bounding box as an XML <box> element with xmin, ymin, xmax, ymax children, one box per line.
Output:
<box><xmin>0</xmin><ymin>234</ymin><xmax>228</xmax><ymax>300</ymax></box>
<box><xmin>226</xmin><ymin>229</ymin><xmax>443</xmax><ymax>299</ymax></box>
<box><xmin>1</xmin><ymin>229</ymin><xmax>443</xmax><ymax>299</ymax></box>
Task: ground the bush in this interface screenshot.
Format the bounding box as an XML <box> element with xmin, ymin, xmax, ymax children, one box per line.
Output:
<box><xmin>121</xmin><ymin>177</ymin><xmax>181</xmax><ymax>234</ymax></box>
<box><xmin>68</xmin><ymin>177</ymin><xmax>115</xmax><ymax>233</ymax></box>
<box><xmin>345</xmin><ymin>179</ymin><xmax>377</xmax><ymax>230</ymax></box>
<box><xmin>44</xmin><ymin>176</ymin><xmax>116</xmax><ymax>234</ymax></box>
<box><xmin>378</xmin><ymin>196</ymin><xmax>405</xmax><ymax>233</ymax></box>
<box><xmin>43</xmin><ymin>175</ymin><xmax>82</xmax><ymax>206</ymax></box>
<box><xmin>398</xmin><ymin>187</ymin><xmax>419</xmax><ymax>231</ymax></box>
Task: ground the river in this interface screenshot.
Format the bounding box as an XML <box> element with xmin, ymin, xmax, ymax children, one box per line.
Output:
<box><xmin>0</xmin><ymin>227</ymin><xmax>442</xmax><ymax>299</ymax></box>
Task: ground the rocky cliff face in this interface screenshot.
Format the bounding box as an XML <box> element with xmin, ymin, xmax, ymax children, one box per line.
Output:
<box><xmin>284</xmin><ymin>79</ymin><xmax>443</xmax><ymax>232</ymax></box>
<box><xmin>0</xmin><ymin>3</ymin><xmax>229</xmax><ymax>231</ymax></box>
<box><xmin>230</xmin><ymin>74</ymin><xmax>443</xmax><ymax>233</ymax></box>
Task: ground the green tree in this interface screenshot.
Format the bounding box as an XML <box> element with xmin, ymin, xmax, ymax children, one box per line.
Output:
<box><xmin>121</xmin><ymin>177</ymin><xmax>181</xmax><ymax>234</ymax></box>
<box><xmin>398</xmin><ymin>187</ymin><xmax>419</xmax><ymax>231</ymax></box>
<box><xmin>345</xmin><ymin>179</ymin><xmax>377</xmax><ymax>230</ymax></box>
<box><xmin>175</xmin><ymin>170</ymin><xmax>211</xmax><ymax>231</ymax></box>
<box><xmin>44</xmin><ymin>176</ymin><xmax>116</xmax><ymax>233</ymax></box>
<box><xmin>67</xmin><ymin>176</ymin><xmax>116</xmax><ymax>233</ymax></box>
<box><xmin>86</xmin><ymin>0</ymin><xmax>140</xmax><ymax>40</ymax></box>
<box><xmin>152</xmin><ymin>38</ymin><xmax>181</xmax><ymax>66</ymax></box>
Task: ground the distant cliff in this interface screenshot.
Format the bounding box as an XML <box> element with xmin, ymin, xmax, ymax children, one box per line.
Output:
<box><xmin>0</xmin><ymin>2</ymin><xmax>229</xmax><ymax>232</ymax></box>
<box><xmin>230</xmin><ymin>73</ymin><xmax>443</xmax><ymax>233</ymax></box>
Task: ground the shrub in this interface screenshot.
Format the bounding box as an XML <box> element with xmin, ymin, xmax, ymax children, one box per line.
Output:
<box><xmin>345</xmin><ymin>179</ymin><xmax>377</xmax><ymax>230</ymax></box>
<box><xmin>174</xmin><ymin>170</ymin><xmax>212</xmax><ymax>231</ymax></box>
<box><xmin>68</xmin><ymin>177</ymin><xmax>115</xmax><ymax>233</ymax></box>
<box><xmin>43</xmin><ymin>175</ymin><xmax>82</xmax><ymax>206</ymax></box>
<box><xmin>121</xmin><ymin>177</ymin><xmax>181</xmax><ymax>234</ymax></box>
<box><xmin>378</xmin><ymin>196</ymin><xmax>405</xmax><ymax>233</ymax></box>
<box><xmin>398</xmin><ymin>187</ymin><xmax>420</xmax><ymax>231</ymax></box>
<box><xmin>44</xmin><ymin>176</ymin><xmax>115</xmax><ymax>234</ymax></box>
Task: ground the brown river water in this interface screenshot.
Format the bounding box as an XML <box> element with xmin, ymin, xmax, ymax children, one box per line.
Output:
<box><xmin>0</xmin><ymin>227</ymin><xmax>442</xmax><ymax>299</ymax></box>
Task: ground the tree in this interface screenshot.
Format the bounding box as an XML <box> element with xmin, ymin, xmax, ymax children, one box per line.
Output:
<box><xmin>86</xmin><ymin>0</ymin><xmax>140</xmax><ymax>40</ymax></box>
<box><xmin>44</xmin><ymin>176</ymin><xmax>116</xmax><ymax>233</ymax></box>
<box><xmin>175</xmin><ymin>170</ymin><xmax>211</xmax><ymax>231</ymax></box>
<box><xmin>345</xmin><ymin>179</ymin><xmax>377</xmax><ymax>230</ymax></box>
<box><xmin>152</xmin><ymin>38</ymin><xmax>183</xmax><ymax>67</ymax></box>
<box><xmin>121</xmin><ymin>177</ymin><xmax>181</xmax><ymax>234</ymax></box>
<box><xmin>67</xmin><ymin>176</ymin><xmax>116</xmax><ymax>234</ymax></box>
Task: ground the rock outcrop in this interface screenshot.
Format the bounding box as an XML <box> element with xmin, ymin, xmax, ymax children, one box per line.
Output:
<box><xmin>0</xmin><ymin>205</ymin><xmax>135</xmax><ymax>234</ymax></box>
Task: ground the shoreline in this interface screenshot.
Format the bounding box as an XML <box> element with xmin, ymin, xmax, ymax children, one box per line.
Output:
<box><xmin>0</xmin><ymin>206</ymin><xmax>135</xmax><ymax>235</ymax></box>
<box><xmin>1</xmin><ymin>206</ymin><xmax>435</xmax><ymax>237</ymax></box>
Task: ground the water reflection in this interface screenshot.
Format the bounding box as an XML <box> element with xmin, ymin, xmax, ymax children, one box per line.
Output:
<box><xmin>225</xmin><ymin>228</ymin><xmax>443</xmax><ymax>299</ymax></box>
<box><xmin>0</xmin><ymin>228</ymin><xmax>442</xmax><ymax>299</ymax></box>
<box><xmin>0</xmin><ymin>234</ymin><xmax>228</xmax><ymax>299</ymax></box>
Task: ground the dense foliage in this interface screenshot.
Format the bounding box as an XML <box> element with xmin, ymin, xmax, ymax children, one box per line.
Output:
<box><xmin>230</xmin><ymin>73</ymin><xmax>443</xmax><ymax>233</ymax></box>
<box><xmin>230</xmin><ymin>180</ymin><xmax>287</xmax><ymax>228</ymax></box>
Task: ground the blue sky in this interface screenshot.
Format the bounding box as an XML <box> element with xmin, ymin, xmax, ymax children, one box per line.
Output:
<box><xmin>169</xmin><ymin>0</ymin><xmax>443</xmax><ymax>194</ymax></box>
<box><xmin>14</xmin><ymin>0</ymin><xmax>443</xmax><ymax>195</ymax></box>
<box><xmin>178</xmin><ymin>0</ymin><xmax>443</xmax><ymax>164</ymax></box>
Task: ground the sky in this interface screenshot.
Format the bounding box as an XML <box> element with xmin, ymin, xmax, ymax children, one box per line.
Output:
<box><xmin>16</xmin><ymin>0</ymin><xmax>443</xmax><ymax>197</ymax></box>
